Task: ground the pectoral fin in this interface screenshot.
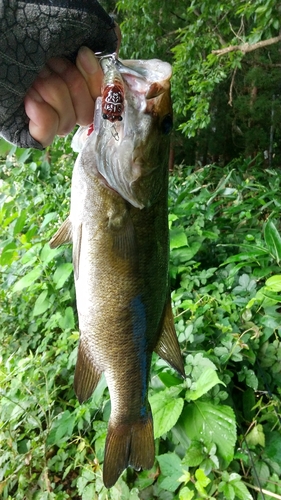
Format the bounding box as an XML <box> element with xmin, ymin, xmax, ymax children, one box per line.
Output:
<box><xmin>155</xmin><ymin>299</ymin><xmax>185</xmax><ymax>378</ymax></box>
<box><xmin>49</xmin><ymin>217</ymin><xmax>72</xmax><ymax>248</ymax></box>
<box><xmin>74</xmin><ymin>339</ymin><xmax>101</xmax><ymax>403</ymax></box>
<box><xmin>110</xmin><ymin>212</ymin><xmax>137</xmax><ymax>261</ymax></box>
<box><xmin>73</xmin><ymin>223</ymin><xmax>82</xmax><ymax>280</ymax></box>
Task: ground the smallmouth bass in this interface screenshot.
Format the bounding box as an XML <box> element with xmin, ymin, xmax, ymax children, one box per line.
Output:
<box><xmin>50</xmin><ymin>55</ymin><xmax>184</xmax><ymax>488</ymax></box>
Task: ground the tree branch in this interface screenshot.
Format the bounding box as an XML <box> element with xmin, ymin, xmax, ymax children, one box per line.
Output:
<box><xmin>212</xmin><ymin>34</ymin><xmax>281</xmax><ymax>56</ymax></box>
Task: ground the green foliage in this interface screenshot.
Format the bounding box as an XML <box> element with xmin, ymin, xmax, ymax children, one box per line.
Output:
<box><xmin>1</xmin><ymin>138</ymin><xmax>281</xmax><ymax>498</ymax></box>
<box><xmin>117</xmin><ymin>0</ymin><xmax>281</xmax><ymax>165</ymax></box>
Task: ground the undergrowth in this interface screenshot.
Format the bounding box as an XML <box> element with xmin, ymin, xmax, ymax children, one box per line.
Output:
<box><xmin>0</xmin><ymin>138</ymin><xmax>281</xmax><ymax>499</ymax></box>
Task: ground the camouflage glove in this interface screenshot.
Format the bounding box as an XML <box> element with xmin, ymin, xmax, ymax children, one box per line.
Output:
<box><xmin>0</xmin><ymin>0</ymin><xmax>118</xmax><ymax>149</ymax></box>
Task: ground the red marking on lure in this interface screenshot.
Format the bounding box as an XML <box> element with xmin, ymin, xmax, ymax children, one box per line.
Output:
<box><xmin>102</xmin><ymin>83</ymin><xmax>124</xmax><ymax>122</ymax></box>
<box><xmin>87</xmin><ymin>123</ymin><xmax>94</xmax><ymax>136</ymax></box>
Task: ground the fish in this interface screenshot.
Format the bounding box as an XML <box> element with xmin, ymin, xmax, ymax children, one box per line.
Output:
<box><xmin>49</xmin><ymin>55</ymin><xmax>184</xmax><ymax>488</ymax></box>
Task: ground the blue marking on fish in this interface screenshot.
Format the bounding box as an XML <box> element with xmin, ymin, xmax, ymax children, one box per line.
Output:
<box><xmin>130</xmin><ymin>295</ymin><xmax>148</xmax><ymax>417</ymax></box>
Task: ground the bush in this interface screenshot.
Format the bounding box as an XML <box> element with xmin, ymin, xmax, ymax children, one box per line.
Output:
<box><xmin>1</xmin><ymin>139</ymin><xmax>281</xmax><ymax>499</ymax></box>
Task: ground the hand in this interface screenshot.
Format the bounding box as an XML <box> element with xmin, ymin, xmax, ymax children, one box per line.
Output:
<box><xmin>24</xmin><ymin>25</ymin><xmax>121</xmax><ymax>148</ymax></box>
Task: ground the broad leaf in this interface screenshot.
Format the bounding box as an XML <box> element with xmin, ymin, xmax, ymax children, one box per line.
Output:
<box><xmin>170</xmin><ymin>227</ymin><xmax>188</xmax><ymax>249</ymax></box>
<box><xmin>150</xmin><ymin>386</ymin><xmax>184</xmax><ymax>438</ymax></box>
<box><xmin>179</xmin><ymin>402</ymin><xmax>236</xmax><ymax>466</ymax></box>
<box><xmin>264</xmin><ymin>220</ymin><xmax>281</xmax><ymax>264</ymax></box>
<box><xmin>39</xmin><ymin>211</ymin><xmax>57</xmax><ymax>231</ymax></box>
<box><xmin>53</xmin><ymin>262</ymin><xmax>73</xmax><ymax>289</ymax></box>
<box><xmin>157</xmin><ymin>453</ymin><xmax>182</xmax><ymax>492</ymax></box>
<box><xmin>13</xmin><ymin>267</ymin><xmax>42</xmax><ymax>292</ymax></box>
<box><xmin>183</xmin><ymin>441</ymin><xmax>205</xmax><ymax>467</ymax></box>
<box><xmin>265</xmin><ymin>274</ymin><xmax>281</xmax><ymax>291</ymax></box>
<box><xmin>59</xmin><ymin>306</ymin><xmax>75</xmax><ymax>330</ymax></box>
<box><xmin>265</xmin><ymin>431</ymin><xmax>281</xmax><ymax>467</ymax></box>
<box><xmin>179</xmin><ymin>486</ymin><xmax>194</xmax><ymax>500</ymax></box>
<box><xmin>232</xmin><ymin>480</ymin><xmax>253</xmax><ymax>500</ymax></box>
<box><xmin>47</xmin><ymin>410</ymin><xmax>76</xmax><ymax>446</ymax></box>
<box><xmin>33</xmin><ymin>290</ymin><xmax>51</xmax><ymax>316</ymax></box>
<box><xmin>186</xmin><ymin>367</ymin><xmax>224</xmax><ymax>400</ymax></box>
<box><xmin>13</xmin><ymin>209</ymin><xmax>27</xmax><ymax>235</ymax></box>
<box><xmin>82</xmin><ymin>483</ymin><xmax>96</xmax><ymax>500</ymax></box>
<box><xmin>245</xmin><ymin>424</ymin><xmax>265</xmax><ymax>447</ymax></box>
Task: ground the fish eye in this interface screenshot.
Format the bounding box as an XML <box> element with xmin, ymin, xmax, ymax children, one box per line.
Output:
<box><xmin>161</xmin><ymin>114</ymin><xmax>173</xmax><ymax>135</ymax></box>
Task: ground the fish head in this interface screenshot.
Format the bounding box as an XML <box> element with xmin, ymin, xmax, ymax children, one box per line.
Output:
<box><xmin>92</xmin><ymin>58</ymin><xmax>173</xmax><ymax>209</ymax></box>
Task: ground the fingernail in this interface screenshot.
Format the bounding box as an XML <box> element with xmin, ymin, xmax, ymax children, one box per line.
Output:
<box><xmin>77</xmin><ymin>46</ymin><xmax>100</xmax><ymax>75</ymax></box>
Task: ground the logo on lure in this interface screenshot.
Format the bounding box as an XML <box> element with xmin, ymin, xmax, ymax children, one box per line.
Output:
<box><xmin>102</xmin><ymin>83</ymin><xmax>124</xmax><ymax>122</ymax></box>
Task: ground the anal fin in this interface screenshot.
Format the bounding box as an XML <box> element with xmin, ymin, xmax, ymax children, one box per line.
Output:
<box><xmin>103</xmin><ymin>411</ymin><xmax>154</xmax><ymax>488</ymax></box>
<box><xmin>155</xmin><ymin>299</ymin><xmax>185</xmax><ymax>378</ymax></box>
<box><xmin>74</xmin><ymin>339</ymin><xmax>101</xmax><ymax>403</ymax></box>
<box><xmin>49</xmin><ymin>216</ymin><xmax>72</xmax><ymax>248</ymax></box>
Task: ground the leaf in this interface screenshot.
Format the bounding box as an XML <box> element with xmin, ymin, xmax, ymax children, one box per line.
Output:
<box><xmin>219</xmin><ymin>482</ymin><xmax>235</xmax><ymax>500</ymax></box>
<box><xmin>82</xmin><ymin>483</ymin><xmax>96</xmax><ymax>500</ymax></box>
<box><xmin>33</xmin><ymin>290</ymin><xmax>51</xmax><ymax>316</ymax></box>
<box><xmin>179</xmin><ymin>486</ymin><xmax>194</xmax><ymax>500</ymax></box>
<box><xmin>265</xmin><ymin>431</ymin><xmax>281</xmax><ymax>467</ymax></box>
<box><xmin>13</xmin><ymin>267</ymin><xmax>42</xmax><ymax>292</ymax></box>
<box><xmin>245</xmin><ymin>424</ymin><xmax>265</xmax><ymax>447</ymax></box>
<box><xmin>59</xmin><ymin>307</ymin><xmax>75</xmax><ymax>330</ymax></box>
<box><xmin>149</xmin><ymin>387</ymin><xmax>184</xmax><ymax>438</ymax></box>
<box><xmin>39</xmin><ymin>212</ymin><xmax>57</xmax><ymax>231</ymax></box>
<box><xmin>158</xmin><ymin>371</ymin><xmax>182</xmax><ymax>388</ymax></box>
<box><xmin>232</xmin><ymin>479</ymin><xmax>253</xmax><ymax>500</ymax></box>
<box><xmin>221</xmin><ymin>249</ymin><xmax>268</xmax><ymax>266</ymax></box>
<box><xmin>157</xmin><ymin>453</ymin><xmax>183</xmax><ymax>492</ymax></box>
<box><xmin>179</xmin><ymin>402</ymin><xmax>236</xmax><ymax>466</ymax></box>
<box><xmin>77</xmin><ymin>467</ymin><xmax>96</xmax><ymax>496</ymax></box>
<box><xmin>253</xmin><ymin>461</ymin><xmax>270</xmax><ymax>486</ymax></box>
<box><xmin>264</xmin><ymin>220</ymin><xmax>281</xmax><ymax>263</ymax></box>
<box><xmin>13</xmin><ymin>209</ymin><xmax>27</xmax><ymax>235</ymax></box>
<box><xmin>0</xmin><ymin>241</ymin><xmax>17</xmax><ymax>266</ymax></box>
<box><xmin>170</xmin><ymin>227</ymin><xmax>188</xmax><ymax>249</ymax></box>
<box><xmin>47</xmin><ymin>410</ymin><xmax>76</xmax><ymax>446</ymax></box>
<box><xmin>186</xmin><ymin>367</ymin><xmax>225</xmax><ymax>400</ymax></box>
<box><xmin>53</xmin><ymin>263</ymin><xmax>73</xmax><ymax>289</ymax></box>
<box><xmin>40</xmin><ymin>242</ymin><xmax>62</xmax><ymax>266</ymax></box>
<box><xmin>184</xmin><ymin>441</ymin><xmax>205</xmax><ymax>466</ymax></box>
<box><xmin>195</xmin><ymin>468</ymin><xmax>211</xmax><ymax>497</ymax></box>
<box><xmin>157</xmin><ymin>452</ymin><xmax>182</xmax><ymax>477</ymax></box>
<box><xmin>265</xmin><ymin>275</ymin><xmax>281</xmax><ymax>291</ymax></box>
<box><xmin>195</xmin><ymin>468</ymin><xmax>211</xmax><ymax>487</ymax></box>
<box><xmin>245</xmin><ymin>369</ymin><xmax>258</xmax><ymax>390</ymax></box>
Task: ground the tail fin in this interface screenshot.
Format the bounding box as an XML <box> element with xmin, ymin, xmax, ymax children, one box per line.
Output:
<box><xmin>103</xmin><ymin>413</ymin><xmax>154</xmax><ymax>488</ymax></box>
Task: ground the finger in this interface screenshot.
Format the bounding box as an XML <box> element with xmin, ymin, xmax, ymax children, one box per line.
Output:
<box><xmin>76</xmin><ymin>47</ymin><xmax>103</xmax><ymax>100</ymax></box>
<box><xmin>32</xmin><ymin>66</ymin><xmax>77</xmax><ymax>136</ymax></box>
<box><xmin>47</xmin><ymin>57</ymin><xmax>95</xmax><ymax>126</ymax></box>
<box><xmin>24</xmin><ymin>88</ymin><xmax>60</xmax><ymax>147</ymax></box>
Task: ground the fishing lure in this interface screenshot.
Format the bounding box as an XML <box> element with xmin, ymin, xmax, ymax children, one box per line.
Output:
<box><xmin>100</xmin><ymin>55</ymin><xmax>125</xmax><ymax>131</ymax></box>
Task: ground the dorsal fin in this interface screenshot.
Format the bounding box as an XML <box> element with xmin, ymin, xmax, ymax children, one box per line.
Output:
<box><xmin>49</xmin><ymin>217</ymin><xmax>72</xmax><ymax>248</ymax></box>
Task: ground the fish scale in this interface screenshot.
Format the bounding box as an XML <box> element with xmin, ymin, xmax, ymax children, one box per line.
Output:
<box><xmin>50</xmin><ymin>55</ymin><xmax>184</xmax><ymax>488</ymax></box>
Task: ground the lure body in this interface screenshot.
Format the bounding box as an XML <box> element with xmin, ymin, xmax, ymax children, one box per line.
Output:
<box><xmin>101</xmin><ymin>57</ymin><xmax>124</xmax><ymax>122</ymax></box>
